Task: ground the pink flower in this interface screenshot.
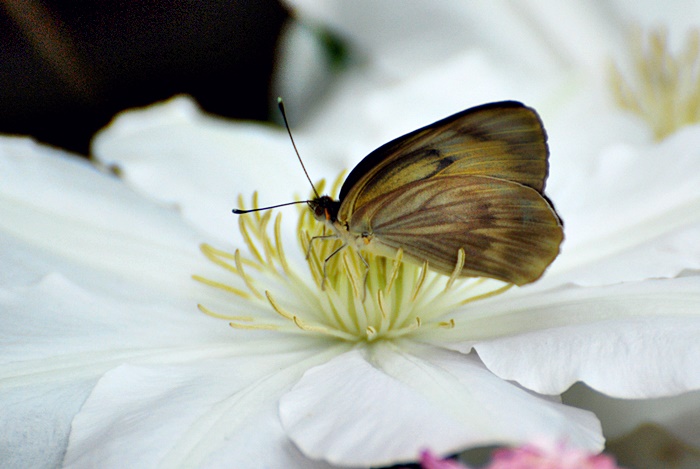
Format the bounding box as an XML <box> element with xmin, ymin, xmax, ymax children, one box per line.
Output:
<box><xmin>419</xmin><ymin>450</ymin><xmax>469</xmax><ymax>469</ymax></box>
<box><xmin>419</xmin><ymin>443</ymin><xmax>623</xmax><ymax>469</ymax></box>
<box><xmin>486</xmin><ymin>442</ymin><xmax>621</xmax><ymax>469</ymax></box>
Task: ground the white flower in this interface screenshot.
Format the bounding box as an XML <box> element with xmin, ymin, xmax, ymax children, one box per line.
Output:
<box><xmin>2</xmin><ymin>90</ymin><xmax>699</xmax><ymax>467</ymax></box>
<box><xmin>3</xmin><ymin>2</ymin><xmax>700</xmax><ymax>468</ymax></box>
<box><xmin>0</xmin><ymin>129</ymin><xmax>602</xmax><ymax>468</ymax></box>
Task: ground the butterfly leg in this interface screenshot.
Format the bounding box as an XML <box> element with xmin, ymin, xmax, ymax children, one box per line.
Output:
<box><xmin>306</xmin><ymin>234</ymin><xmax>338</xmax><ymax>260</ymax></box>
<box><xmin>355</xmin><ymin>250</ymin><xmax>370</xmax><ymax>301</ymax></box>
<box><xmin>321</xmin><ymin>243</ymin><xmax>347</xmax><ymax>290</ymax></box>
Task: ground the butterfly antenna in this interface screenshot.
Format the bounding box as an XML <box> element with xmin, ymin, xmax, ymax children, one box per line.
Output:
<box><xmin>278</xmin><ymin>97</ymin><xmax>320</xmax><ymax>199</ymax></box>
<box><xmin>232</xmin><ymin>200</ymin><xmax>309</xmax><ymax>214</ymax></box>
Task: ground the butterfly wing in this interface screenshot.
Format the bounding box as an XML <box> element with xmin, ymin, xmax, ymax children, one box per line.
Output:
<box><xmin>338</xmin><ymin>101</ymin><xmax>551</xmax><ymax>220</ymax></box>
<box><xmin>347</xmin><ymin>175</ymin><xmax>563</xmax><ymax>285</ymax></box>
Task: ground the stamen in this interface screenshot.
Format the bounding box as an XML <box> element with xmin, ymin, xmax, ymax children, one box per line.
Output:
<box><xmin>304</xmin><ymin>233</ymin><xmax>324</xmax><ymax>285</ymax></box>
<box><xmin>366</xmin><ymin>326</ymin><xmax>377</xmax><ymax>340</ymax></box>
<box><xmin>265</xmin><ymin>290</ymin><xmax>294</xmax><ymax>320</ymax></box>
<box><xmin>377</xmin><ymin>289</ymin><xmax>388</xmax><ymax>320</ymax></box>
<box><xmin>200</xmin><ymin>244</ymin><xmax>237</xmax><ymax>261</ymax></box>
<box><xmin>293</xmin><ymin>315</ymin><xmax>357</xmax><ymax>340</ymax></box>
<box><xmin>238</xmin><ymin>215</ymin><xmax>265</xmax><ymax>265</ymax></box>
<box><xmin>610</xmin><ymin>27</ymin><xmax>700</xmax><ymax>139</ymax></box>
<box><xmin>445</xmin><ymin>248</ymin><xmax>466</xmax><ymax>291</ymax></box>
<box><xmin>322</xmin><ymin>283</ymin><xmax>363</xmax><ymax>332</ymax></box>
<box><xmin>192</xmin><ymin>274</ymin><xmax>250</xmax><ymax>299</ymax></box>
<box><xmin>342</xmin><ymin>250</ymin><xmax>362</xmax><ymax>299</ymax></box>
<box><xmin>197</xmin><ymin>303</ymin><xmax>254</xmax><ymax>321</ymax></box>
<box><xmin>259</xmin><ymin>212</ymin><xmax>277</xmax><ymax>267</ymax></box>
<box><xmin>459</xmin><ymin>283</ymin><xmax>513</xmax><ymax>305</ymax></box>
<box><xmin>229</xmin><ymin>321</ymin><xmax>279</xmax><ymax>330</ymax></box>
<box><xmin>438</xmin><ymin>319</ymin><xmax>456</xmax><ymax>328</ymax></box>
<box><xmin>251</xmin><ymin>192</ymin><xmax>260</xmax><ymax>214</ymax></box>
<box><xmin>235</xmin><ymin>249</ymin><xmax>264</xmax><ymax>299</ymax></box>
<box><xmin>385</xmin><ymin>248</ymin><xmax>404</xmax><ymax>295</ymax></box>
<box><xmin>273</xmin><ymin>214</ymin><xmax>292</xmax><ymax>276</ymax></box>
<box><xmin>199</xmin><ymin>244</ymin><xmax>241</xmax><ymax>275</ymax></box>
<box><xmin>292</xmin><ymin>315</ymin><xmax>311</xmax><ymax>330</ymax></box>
<box><xmin>330</xmin><ymin>171</ymin><xmax>346</xmax><ymax>195</ymax></box>
<box><xmin>199</xmin><ymin>243</ymin><xmax>261</xmax><ymax>271</ymax></box>
<box><xmin>410</xmin><ymin>261</ymin><xmax>429</xmax><ymax>302</ymax></box>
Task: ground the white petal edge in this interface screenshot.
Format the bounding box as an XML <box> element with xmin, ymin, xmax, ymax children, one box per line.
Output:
<box><xmin>0</xmin><ymin>380</ymin><xmax>94</xmax><ymax>468</ymax></box>
<box><xmin>64</xmin><ymin>342</ymin><xmax>351</xmax><ymax>468</ymax></box>
<box><xmin>471</xmin><ymin>276</ymin><xmax>700</xmax><ymax>397</ymax></box>
<box><xmin>280</xmin><ymin>343</ymin><xmax>602</xmax><ymax>467</ymax></box>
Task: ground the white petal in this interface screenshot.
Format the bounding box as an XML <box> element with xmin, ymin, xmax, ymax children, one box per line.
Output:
<box><xmin>0</xmin><ymin>137</ymin><xmax>278</xmax><ymax>391</ymax></box>
<box><xmin>305</xmin><ymin>51</ymin><xmax>555</xmax><ymax>159</ymax></box>
<box><xmin>472</xmin><ymin>276</ymin><xmax>700</xmax><ymax>397</ymax></box>
<box><xmin>607</xmin><ymin>0</ymin><xmax>700</xmax><ymax>46</ymax></box>
<box><xmin>0</xmin><ymin>137</ymin><xmax>295</xmax><ymax>316</ymax></box>
<box><xmin>280</xmin><ymin>344</ymin><xmax>602</xmax><ymax>467</ymax></box>
<box><xmin>548</xmin><ymin>223</ymin><xmax>700</xmax><ymax>287</ymax></box>
<box><xmin>1</xmin><ymin>272</ymin><xmax>234</xmax><ymax>371</ymax></box>
<box><xmin>64</xmin><ymin>342</ymin><xmax>348</xmax><ymax>468</ymax></box>
<box><xmin>0</xmin><ymin>137</ymin><xmax>208</xmax><ymax>291</ymax></box>
<box><xmin>284</xmin><ymin>1</ymin><xmax>619</xmax><ymax>77</ymax></box>
<box><xmin>0</xmin><ymin>259</ymin><xmax>342</xmax><ymax>393</ymax></box>
<box><xmin>0</xmin><ymin>261</ymin><xmax>345</xmax><ymax>467</ymax></box>
<box><xmin>0</xmin><ymin>268</ymin><xmax>252</xmax><ymax>463</ymax></box>
<box><xmin>546</xmin><ymin>125</ymin><xmax>700</xmax><ymax>285</ymax></box>
<box><xmin>0</xmin><ymin>380</ymin><xmax>94</xmax><ymax>468</ymax></box>
<box><xmin>289</xmin><ymin>57</ymin><xmax>536</xmax><ymax>186</ymax></box>
<box><xmin>92</xmin><ymin>97</ymin><xmax>331</xmax><ymax>243</ymax></box>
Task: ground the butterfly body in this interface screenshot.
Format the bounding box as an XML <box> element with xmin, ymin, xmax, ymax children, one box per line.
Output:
<box><xmin>308</xmin><ymin>101</ymin><xmax>563</xmax><ymax>286</ymax></box>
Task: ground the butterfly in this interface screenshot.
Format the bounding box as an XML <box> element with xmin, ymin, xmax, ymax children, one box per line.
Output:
<box><xmin>236</xmin><ymin>100</ymin><xmax>563</xmax><ymax>286</ymax></box>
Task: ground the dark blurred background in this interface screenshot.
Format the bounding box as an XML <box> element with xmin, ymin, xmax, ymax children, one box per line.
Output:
<box><xmin>0</xmin><ymin>0</ymin><xmax>288</xmax><ymax>155</ymax></box>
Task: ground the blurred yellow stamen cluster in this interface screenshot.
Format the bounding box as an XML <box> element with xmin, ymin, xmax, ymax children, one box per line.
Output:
<box><xmin>610</xmin><ymin>28</ymin><xmax>700</xmax><ymax>140</ymax></box>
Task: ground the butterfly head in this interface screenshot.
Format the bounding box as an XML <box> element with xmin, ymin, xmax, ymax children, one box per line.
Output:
<box><xmin>308</xmin><ymin>195</ymin><xmax>341</xmax><ymax>223</ymax></box>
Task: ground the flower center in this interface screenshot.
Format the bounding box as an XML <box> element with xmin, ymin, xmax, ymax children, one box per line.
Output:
<box><xmin>194</xmin><ymin>178</ymin><xmax>511</xmax><ymax>343</ymax></box>
<box><xmin>610</xmin><ymin>28</ymin><xmax>700</xmax><ymax>140</ymax></box>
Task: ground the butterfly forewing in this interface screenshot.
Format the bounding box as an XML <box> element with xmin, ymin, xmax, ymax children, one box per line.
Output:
<box><xmin>347</xmin><ymin>175</ymin><xmax>563</xmax><ymax>285</ymax></box>
<box><xmin>338</xmin><ymin>101</ymin><xmax>550</xmax><ymax>220</ymax></box>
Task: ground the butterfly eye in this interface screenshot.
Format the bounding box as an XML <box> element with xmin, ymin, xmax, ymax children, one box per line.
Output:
<box><xmin>307</xmin><ymin>200</ymin><xmax>324</xmax><ymax>221</ymax></box>
<box><xmin>309</xmin><ymin>196</ymin><xmax>341</xmax><ymax>223</ymax></box>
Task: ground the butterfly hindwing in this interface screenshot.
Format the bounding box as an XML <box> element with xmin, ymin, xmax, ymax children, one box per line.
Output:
<box><xmin>346</xmin><ymin>175</ymin><xmax>563</xmax><ymax>285</ymax></box>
